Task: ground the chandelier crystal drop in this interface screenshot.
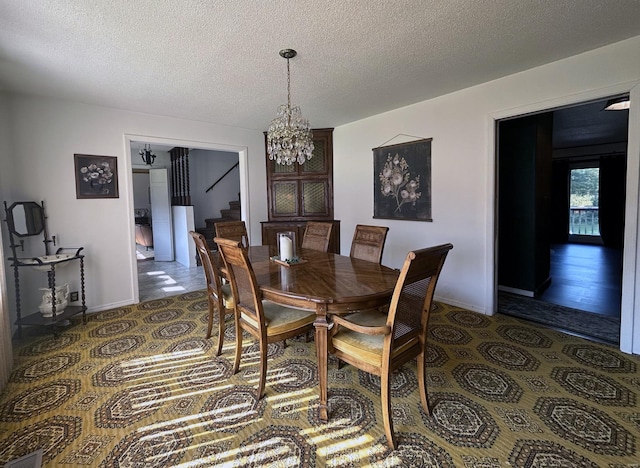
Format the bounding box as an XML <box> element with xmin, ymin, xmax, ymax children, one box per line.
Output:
<box><xmin>267</xmin><ymin>49</ymin><xmax>314</xmax><ymax>166</ymax></box>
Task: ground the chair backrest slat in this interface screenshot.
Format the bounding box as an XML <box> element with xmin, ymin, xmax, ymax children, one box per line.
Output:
<box><xmin>215</xmin><ymin>221</ymin><xmax>249</xmax><ymax>248</ymax></box>
<box><xmin>214</xmin><ymin>237</ymin><xmax>263</xmax><ymax>326</ymax></box>
<box><xmin>189</xmin><ymin>231</ymin><xmax>224</xmax><ymax>300</ymax></box>
<box><xmin>350</xmin><ymin>224</ymin><xmax>389</xmax><ymax>264</ymax></box>
<box><xmin>301</xmin><ymin>222</ymin><xmax>333</xmax><ymax>252</ymax></box>
<box><xmin>387</xmin><ymin>244</ymin><xmax>453</xmax><ymax>348</ymax></box>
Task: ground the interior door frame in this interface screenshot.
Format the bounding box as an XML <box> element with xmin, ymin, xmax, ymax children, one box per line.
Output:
<box><xmin>487</xmin><ymin>82</ymin><xmax>640</xmax><ymax>355</ymax></box>
<box><xmin>0</xmin><ymin>221</ymin><xmax>13</xmax><ymax>387</ymax></box>
<box><xmin>123</xmin><ymin>134</ymin><xmax>250</xmax><ymax>304</ymax></box>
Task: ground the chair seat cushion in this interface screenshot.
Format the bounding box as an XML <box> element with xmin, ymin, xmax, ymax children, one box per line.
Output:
<box><xmin>221</xmin><ymin>283</ymin><xmax>234</xmax><ymax>308</ymax></box>
<box><xmin>332</xmin><ymin>310</ymin><xmax>418</xmax><ymax>367</ymax></box>
<box><xmin>241</xmin><ymin>301</ymin><xmax>315</xmax><ymax>336</ymax></box>
<box><xmin>332</xmin><ymin>310</ymin><xmax>386</xmax><ymax>366</ymax></box>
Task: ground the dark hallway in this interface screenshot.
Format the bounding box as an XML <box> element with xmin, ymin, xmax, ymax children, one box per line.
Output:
<box><xmin>497</xmin><ymin>95</ymin><xmax>628</xmax><ymax>344</ymax></box>
<box><xmin>498</xmin><ymin>243</ymin><xmax>622</xmax><ymax>344</ymax></box>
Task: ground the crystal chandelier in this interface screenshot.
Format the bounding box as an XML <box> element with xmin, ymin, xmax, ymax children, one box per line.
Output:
<box><xmin>267</xmin><ymin>49</ymin><xmax>314</xmax><ymax>165</ymax></box>
<box><xmin>139</xmin><ymin>144</ymin><xmax>156</xmax><ymax>166</ymax></box>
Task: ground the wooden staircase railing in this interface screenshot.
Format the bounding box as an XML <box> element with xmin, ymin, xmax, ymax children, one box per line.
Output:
<box><xmin>205</xmin><ymin>162</ymin><xmax>239</xmax><ymax>193</ymax></box>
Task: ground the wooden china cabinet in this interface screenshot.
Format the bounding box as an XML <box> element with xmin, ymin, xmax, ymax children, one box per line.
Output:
<box><xmin>261</xmin><ymin>128</ymin><xmax>341</xmax><ymax>255</ymax></box>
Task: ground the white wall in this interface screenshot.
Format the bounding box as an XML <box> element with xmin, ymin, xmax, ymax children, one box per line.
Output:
<box><xmin>132</xmin><ymin>172</ymin><xmax>151</xmax><ymax>215</ymax></box>
<box><xmin>0</xmin><ymin>93</ymin><xmax>16</xmax><ymax>203</ymax></box>
<box><xmin>334</xmin><ymin>36</ymin><xmax>640</xmax><ymax>353</ymax></box>
<box><xmin>1</xmin><ymin>96</ymin><xmax>266</xmax><ymax>323</ymax></box>
<box><xmin>189</xmin><ymin>149</ymin><xmax>240</xmax><ymax>228</ymax></box>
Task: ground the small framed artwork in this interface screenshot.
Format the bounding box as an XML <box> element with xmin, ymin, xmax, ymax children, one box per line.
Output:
<box><xmin>373</xmin><ymin>138</ymin><xmax>432</xmax><ymax>221</ymax></box>
<box><xmin>74</xmin><ymin>154</ymin><xmax>119</xmax><ymax>199</ymax></box>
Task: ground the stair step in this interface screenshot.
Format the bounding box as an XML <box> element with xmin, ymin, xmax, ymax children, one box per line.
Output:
<box><xmin>195</xmin><ymin>227</ymin><xmax>217</xmax><ymax>252</ymax></box>
<box><xmin>195</xmin><ymin>227</ymin><xmax>216</xmax><ymax>238</ymax></box>
<box><xmin>196</xmin><ymin>226</ymin><xmax>216</xmax><ymax>236</ymax></box>
<box><xmin>205</xmin><ymin>218</ymin><xmax>223</xmax><ymax>229</ymax></box>
<box><xmin>201</xmin><ymin>198</ymin><xmax>241</xmax><ymax>249</ymax></box>
<box><xmin>220</xmin><ymin>209</ymin><xmax>241</xmax><ymax>220</ymax></box>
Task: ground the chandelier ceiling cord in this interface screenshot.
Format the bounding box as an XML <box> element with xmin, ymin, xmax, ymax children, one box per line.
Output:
<box><xmin>267</xmin><ymin>49</ymin><xmax>314</xmax><ymax>166</ymax></box>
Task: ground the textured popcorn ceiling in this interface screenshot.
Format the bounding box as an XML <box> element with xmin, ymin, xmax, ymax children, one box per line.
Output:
<box><xmin>0</xmin><ymin>0</ymin><xmax>639</xmax><ymax>130</ymax></box>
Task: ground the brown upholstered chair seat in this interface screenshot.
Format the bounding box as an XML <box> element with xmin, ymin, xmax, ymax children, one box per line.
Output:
<box><xmin>331</xmin><ymin>310</ymin><xmax>419</xmax><ymax>367</ymax></box>
<box><xmin>240</xmin><ymin>301</ymin><xmax>315</xmax><ymax>336</ymax></box>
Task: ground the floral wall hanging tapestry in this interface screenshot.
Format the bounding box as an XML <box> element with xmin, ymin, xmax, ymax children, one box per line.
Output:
<box><xmin>373</xmin><ymin>138</ymin><xmax>432</xmax><ymax>221</ymax></box>
<box><xmin>74</xmin><ymin>154</ymin><xmax>119</xmax><ymax>199</ymax></box>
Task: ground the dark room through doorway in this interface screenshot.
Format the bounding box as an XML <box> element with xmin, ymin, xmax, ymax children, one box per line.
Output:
<box><xmin>496</xmin><ymin>95</ymin><xmax>629</xmax><ymax>345</ymax></box>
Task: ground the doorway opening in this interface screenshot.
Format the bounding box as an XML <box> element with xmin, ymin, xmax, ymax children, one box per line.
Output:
<box><xmin>496</xmin><ymin>95</ymin><xmax>628</xmax><ymax>344</ymax></box>
<box><xmin>127</xmin><ymin>137</ymin><xmax>245</xmax><ymax>304</ymax></box>
<box><xmin>133</xmin><ymin>169</ymin><xmax>155</xmax><ymax>261</ymax></box>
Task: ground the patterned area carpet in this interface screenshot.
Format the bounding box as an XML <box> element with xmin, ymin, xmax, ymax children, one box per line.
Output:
<box><xmin>1</xmin><ymin>291</ymin><xmax>639</xmax><ymax>467</ymax></box>
<box><xmin>498</xmin><ymin>291</ymin><xmax>621</xmax><ymax>345</ymax></box>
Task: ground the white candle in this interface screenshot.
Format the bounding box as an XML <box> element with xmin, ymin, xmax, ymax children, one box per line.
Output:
<box><xmin>279</xmin><ymin>235</ymin><xmax>293</xmax><ymax>261</ymax></box>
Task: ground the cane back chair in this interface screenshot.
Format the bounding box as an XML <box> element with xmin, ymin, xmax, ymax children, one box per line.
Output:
<box><xmin>189</xmin><ymin>231</ymin><xmax>235</xmax><ymax>356</ymax></box>
<box><xmin>329</xmin><ymin>243</ymin><xmax>453</xmax><ymax>449</ymax></box>
<box><xmin>215</xmin><ymin>237</ymin><xmax>316</xmax><ymax>399</ymax></box>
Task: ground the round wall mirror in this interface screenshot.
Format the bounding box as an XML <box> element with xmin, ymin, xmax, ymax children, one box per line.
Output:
<box><xmin>7</xmin><ymin>201</ymin><xmax>45</xmax><ymax>237</ymax></box>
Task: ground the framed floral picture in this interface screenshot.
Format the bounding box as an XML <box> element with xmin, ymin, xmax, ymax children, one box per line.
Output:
<box><xmin>74</xmin><ymin>154</ymin><xmax>119</xmax><ymax>199</ymax></box>
<box><xmin>373</xmin><ymin>138</ymin><xmax>432</xmax><ymax>221</ymax></box>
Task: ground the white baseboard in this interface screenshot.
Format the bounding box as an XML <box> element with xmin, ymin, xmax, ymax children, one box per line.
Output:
<box><xmin>435</xmin><ymin>295</ymin><xmax>488</xmax><ymax>315</ymax></box>
<box><xmin>86</xmin><ymin>299</ymin><xmax>136</xmax><ymax>313</ymax></box>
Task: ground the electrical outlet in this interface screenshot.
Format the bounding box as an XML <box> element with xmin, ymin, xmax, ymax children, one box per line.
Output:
<box><xmin>70</xmin><ymin>291</ymin><xmax>79</xmax><ymax>302</ymax></box>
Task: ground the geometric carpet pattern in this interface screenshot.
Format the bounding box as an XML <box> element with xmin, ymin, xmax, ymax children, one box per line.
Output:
<box><xmin>1</xmin><ymin>291</ymin><xmax>639</xmax><ymax>467</ymax></box>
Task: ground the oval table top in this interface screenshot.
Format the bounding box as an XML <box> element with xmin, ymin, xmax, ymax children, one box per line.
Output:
<box><xmin>246</xmin><ymin>245</ymin><xmax>399</xmax><ymax>312</ymax></box>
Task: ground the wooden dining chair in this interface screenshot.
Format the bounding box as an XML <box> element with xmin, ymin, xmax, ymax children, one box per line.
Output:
<box><xmin>214</xmin><ymin>220</ymin><xmax>249</xmax><ymax>248</ymax></box>
<box><xmin>350</xmin><ymin>224</ymin><xmax>389</xmax><ymax>264</ymax></box>
<box><xmin>328</xmin><ymin>243</ymin><xmax>453</xmax><ymax>449</ymax></box>
<box><xmin>189</xmin><ymin>231</ymin><xmax>235</xmax><ymax>356</ymax></box>
<box><xmin>214</xmin><ymin>237</ymin><xmax>317</xmax><ymax>399</ymax></box>
<box><xmin>301</xmin><ymin>222</ymin><xmax>333</xmax><ymax>252</ymax></box>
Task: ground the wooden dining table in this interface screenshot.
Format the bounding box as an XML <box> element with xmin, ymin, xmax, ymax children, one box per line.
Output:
<box><xmin>242</xmin><ymin>245</ymin><xmax>399</xmax><ymax>421</ymax></box>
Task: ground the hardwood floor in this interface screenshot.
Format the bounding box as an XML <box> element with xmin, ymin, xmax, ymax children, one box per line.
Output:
<box><xmin>497</xmin><ymin>242</ymin><xmax>622</xmax><ymax>344</ymax></box>
<box><xmin>539</xmin><ymin>243</ymin><xmax>622</xmax><ymax>318</ymax></box>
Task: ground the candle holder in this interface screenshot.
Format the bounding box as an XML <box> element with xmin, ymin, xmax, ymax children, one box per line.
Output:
<box><xmin>277</xmin><ymin>231</ymin><xmax>296</xmax><ymax>262</ymax></box>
